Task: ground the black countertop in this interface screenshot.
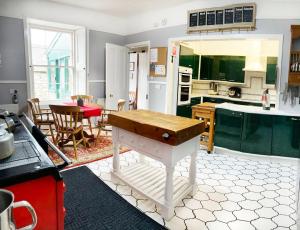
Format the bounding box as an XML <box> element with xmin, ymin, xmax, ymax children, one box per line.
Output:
<box><xmin>0</xmin><ymin>116</ymin><xmax>61</xmax><ymax>187</ymax></box>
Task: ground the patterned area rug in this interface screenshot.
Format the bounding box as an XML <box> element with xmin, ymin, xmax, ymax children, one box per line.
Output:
<box><xmin>48</xmin><ymin>136</ymin><xmax>129</xmax><ymax>168</ymax></box>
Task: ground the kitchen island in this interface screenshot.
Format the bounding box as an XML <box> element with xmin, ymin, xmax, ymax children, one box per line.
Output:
<box><xmin>108</xmin><ymin>110</ymin><xmax>205</xmax><ymax>220</ymax></box>
<box><xmin>214</xmin><ymin>103</ymin><xmax>300</xmax><ymax>159</ymax></box>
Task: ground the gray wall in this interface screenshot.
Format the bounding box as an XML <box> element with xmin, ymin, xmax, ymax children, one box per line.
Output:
<box><xmin>88</xmin><ymin>30</ymin><xmax>124</xmax><ymax>98</ymax></box>
<box><xmin>0</xmin><ymin>16</ymin><xmax>27</xmax><ymax>111</ymax></box>
<box><xmin>125</xmin><ymin>19</ymin><xmax>300</xmax><ymax>112</ymax></box>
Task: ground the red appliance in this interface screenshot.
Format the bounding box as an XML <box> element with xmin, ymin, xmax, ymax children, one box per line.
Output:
<box><xmin>0</xmin><ymin>114</ymin><xmax>71</xmax><ymax>230</ymax></box>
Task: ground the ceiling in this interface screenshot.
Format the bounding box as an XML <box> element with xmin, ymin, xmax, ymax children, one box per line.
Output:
<box><xmin>48</xmin><ymin>0</ymin><xmax>196</xmax><ymax>17</ymax></box>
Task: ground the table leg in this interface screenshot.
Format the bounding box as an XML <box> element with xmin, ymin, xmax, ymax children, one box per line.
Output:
<box><xmin>163</xmin><ymin>166</ymin><xmax>174</xmax><ymax>220</ymax></box>
<box><xmin>112</xmin><ymin>128</ymin><xmax>120</xmax><ymax>173</ymax></box>
<box><xmin>189</xmin><ymin>150</ymin><xmax>197</xmax><ymax>196</ymax></box>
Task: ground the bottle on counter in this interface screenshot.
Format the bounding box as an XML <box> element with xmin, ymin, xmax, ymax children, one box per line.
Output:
<box><xmin>261</xmin><ymin>89</ymin><xmax>270</xmax><ymax>110</ymax></box>
<box><xmin>12</xmin><ymin>90</ymin><xmax>18</xmax><ymax>104</ymax></box>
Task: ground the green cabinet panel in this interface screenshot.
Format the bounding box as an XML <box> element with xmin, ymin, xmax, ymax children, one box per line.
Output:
<box><xmin>176</xmin><ymin>104</ymin><xmax>192</xmax><ymax>118</ymax></box>
<box><xmin>179</xmin><ymin>55</ymin><xmax>194</xmax><ymax>68</ymax></box>
<box><xmin>191</xmin><ymin>97</ymin><xmax>201</xmax><ymax>106</ymax></box>
<box><xmin>272</xmin><ymin>116</ymin><xmax>300</xmax><ymax>158</ymax></box>
<box><xmin>200</xmin><ymin>55</ymin><xmax>245</xmax><ymax>82</ymax></box>
<box><xmin>214</xmin><ymin>109</ymin><xmax>244</xmax><ymax>151</ymax></box>
<box><xmin>241</xmin><ymin>113</ymin><xmax>273</xmax><ymax>155</ymax></box>
<box><xmin>266</xmin><ymin>57</ymin><xmax>277</xmax><ymax>85</ymax></box>
<box><xmin>193</xmin><ymin>55</ymin><xmax>200</xmax><ymax>80</ymax></box>
<box><xmin>203</xmin><ymin>97</ymin><xmax>227</xmax><ymax>104</ymax></box>
<box><xmin>200</xmin><ymin>56</ymin><xmax>213</xmax><ymax>80</ymax></box>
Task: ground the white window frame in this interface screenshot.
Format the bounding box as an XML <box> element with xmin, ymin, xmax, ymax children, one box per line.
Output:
<box><xmin>26</xmin><ymin>23</ymin><xmax>76</xmax><ymax>104</ymax></box>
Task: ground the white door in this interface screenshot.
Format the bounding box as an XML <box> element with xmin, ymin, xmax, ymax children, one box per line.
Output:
<box><xmin>75</xmin><ymin>28</ymin><xmax>87</xmax><ymax>94</ymax></box>
<box><xmin>106</xmin><ymin>43</ymin><xmax>129</xmax><ymax>110</ymax></box>
<box><xmin>137</xmin><ymin>53</ymin><xmax>149</xmax><ymax>109</ymax></box>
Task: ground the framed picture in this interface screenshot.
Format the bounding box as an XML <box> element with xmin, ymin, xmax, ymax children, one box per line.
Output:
<box><xmin>130</xmin><ymin>62</ymin><xmax>135</xmax><ymax>71</ymax></box>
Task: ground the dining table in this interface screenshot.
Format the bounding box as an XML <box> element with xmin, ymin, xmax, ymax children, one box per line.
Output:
<box><xmin>62</xmin><ymin>102</ymin><xmax>102</xmax><ymax>146</ymax></box>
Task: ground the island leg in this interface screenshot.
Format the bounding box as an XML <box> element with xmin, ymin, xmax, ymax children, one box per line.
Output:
<box><xmin>189</xmin><ymin>150</ymin><xmax>197</xmax><ymax>195</ymax></box>
<box><xmin>112</xmin><ymin>127</ymin><xmax>120</xmax><ymax>173</ymax></box>
<box><xmin>163</xmin><ymin>165</ymin><xmax>174</xmax><ymax>220</ymax></box>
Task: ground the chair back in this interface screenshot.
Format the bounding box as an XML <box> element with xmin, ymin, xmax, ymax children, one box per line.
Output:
<box><xmin>49</xmin><ymin>105</ymin><xmax>82</xmax><ymax>132</ymax></box>
<box><xmin>117</xmin><ymin>99</ymin><xmax>126</xmax><ymax>111</ymax></box>
<box><xmin>27</xmin><ymin>98</ymin><xmax>42</xmax><ymax>123</ymax></box>
<box><xmin>71</xmin><ymin>95</ymin><xmax>93</xmax><ymax>104</ymax></box>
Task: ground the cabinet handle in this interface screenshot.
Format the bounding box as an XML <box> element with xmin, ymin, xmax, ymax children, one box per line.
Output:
<box><xmin>232</xmin><ymin>112</ymin><xmax>235</xmax><ymax>115</ymax></box>
<box><xmin>291</xmin><ymin>117</ymin><xmax>300</xmax><ymax>121</ymax></box>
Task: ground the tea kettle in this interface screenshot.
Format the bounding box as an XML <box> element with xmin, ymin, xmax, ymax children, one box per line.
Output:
<box><xmin>0</xmin><ymin>189</ymin><xmax>37</xmax><ymax>230</ymax></box>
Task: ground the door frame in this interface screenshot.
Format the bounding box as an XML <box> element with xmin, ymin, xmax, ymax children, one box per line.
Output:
<box><xmin>166</xmin><ymin>34</ymin><xmax>284</xmax><ymax>115</ymax></box>
<box><xmin>126</xmin><ymin>41</ymin><xmax>151</xmax><ymax>109</ymax></box>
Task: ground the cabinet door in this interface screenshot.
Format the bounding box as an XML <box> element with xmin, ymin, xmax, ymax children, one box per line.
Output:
<box><xmin>272</xmin><ymin>116</ymin><xmax>300</xmax><ymax>158</ymax></box>
<box><xmin>176</xmin><ymin>104</ymin><xmax>192</xmax><ymax>118</ymax></box>
<box><xmin>226</xmin><ymin>57</ymin><xmax>245</xmax><ymax>83</ymax></box>
<box><xmin>266</xmin><ymin>57</ymin><xmax>277</xmax><ymax>85</ymax></box>
<box><xmin>214</xmin><ymin>109</ymin><xmax>244</xmax><ymax>151</ymax></box>
<box><xmin>200</xmin><ymin>56</ymin><xmax>213</xmax><ymax>80</ymax></box>
<box><xmin>179</xmin><ymin>55</ymin><xmax>194</xmax><ymax>68</ymax></box>
<box><xmin>241</xmin><ymin>113</ymin><xmax>272</xmax><ymax>155</ymax></box>
<box><xmin>191</xmin><ymin>97</ymin><xmax>201</xmax><ymax>106</ymax></box>
<box><xmin>193</xmin><ymin>55</ymin><xmax>200</xmax><ymax>80</ymax></box>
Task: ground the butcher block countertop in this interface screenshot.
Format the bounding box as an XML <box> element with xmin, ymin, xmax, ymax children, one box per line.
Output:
<box><xmin>108</xmin><ymin>110</ymin><xmax>205</xmax><ymax>146</ymax></box>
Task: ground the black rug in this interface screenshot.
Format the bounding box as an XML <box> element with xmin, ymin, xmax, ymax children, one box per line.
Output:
<box><xmin>62</xmin><ymin>166</ymin><xmax>167</xmax><ymax>230</ymax></box>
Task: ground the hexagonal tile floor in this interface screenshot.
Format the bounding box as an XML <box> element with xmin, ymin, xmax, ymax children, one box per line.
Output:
<box><xmin>86</xmin><ymin>150</ymin><xmax>298</xmax><ymax>230</ymax></box>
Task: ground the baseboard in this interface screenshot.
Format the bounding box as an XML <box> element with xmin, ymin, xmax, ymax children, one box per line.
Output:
<box><xmin>214</xmin><ymin>146</ymin><xmax>300</xmax><ymax>167</ymax></box>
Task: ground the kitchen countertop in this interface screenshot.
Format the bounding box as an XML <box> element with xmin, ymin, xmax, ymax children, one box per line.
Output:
<box><xmin>216</xmin><ymin>103</ymin><xmax>300</xmax><ymax>116</ymax></box>
<box><xmin>191</xmin><ymin>94</ymin><xmax>276</xmax><ymax>104</ymax></box>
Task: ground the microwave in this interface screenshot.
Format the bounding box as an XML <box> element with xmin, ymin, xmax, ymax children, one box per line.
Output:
<box><xmin>178</xmin><ymin>66</ymin><xmax>193</xmax><ymax>85</ymax></box>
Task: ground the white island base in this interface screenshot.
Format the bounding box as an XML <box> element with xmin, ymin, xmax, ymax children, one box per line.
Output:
<box><xmin>111</xmin><ymin>127</ymin><xmax>199</xmax><ymax>220</ymax></box>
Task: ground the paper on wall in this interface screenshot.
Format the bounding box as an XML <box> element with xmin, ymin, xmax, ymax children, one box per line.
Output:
<box><xmin>155</xmin><ymin>65</ymin><xmax>166</xmax><ymax>75</ymax></box>
<box><xmin>150</xmin><ymin>48</ymin><xmax>158</xmax><ymax>62</ymax></box>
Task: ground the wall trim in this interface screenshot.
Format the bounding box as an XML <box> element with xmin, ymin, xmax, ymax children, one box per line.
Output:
<box><xmin>0</xmin><ymin>80</ymin><xmax>27</xmax><ymax>84</ymax></box>
<box><xmin>88</xmin><ymin>79</ymin><xmax>105</xmax><ymax>83</ymax></box>
<box><xmin>149</xmin><ymin>81</ymin><xmax>167</xmax><ymax>85</ymax></box>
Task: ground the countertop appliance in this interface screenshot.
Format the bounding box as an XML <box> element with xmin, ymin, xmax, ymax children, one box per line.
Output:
<box><xmin>178</xmin><ymin>66</ymin><xmax>193</xmax><ymax>105</ymax></box>
<box><xmin>228</xmin><ymin>87</ymin><xmax>242</xmax><ymax>98</ymax></box>
<box><xmin>0</xmin><ymin>114</ymin><xmax>71</xmax><ymax>230</ymax></box>
<box><xmin>0</xmin><ymin>128</ymin><xmax>14</xmax><ymax>160</ymax></box>
<box><xmin>208</xmin><ymin>82</ymin><xmax>219</xmax><ymax>95</ymax></box>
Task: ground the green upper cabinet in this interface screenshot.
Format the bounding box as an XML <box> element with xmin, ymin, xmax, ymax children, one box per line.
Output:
<box><xmin>200</xmin><ymin>56</ymin><xmax>213</xmax><ymax>80</ymax></box>
<box><xmin>214</xmin><ymin>108</ymin><xmax>244</xmax><ymax>151</ymax></box>
<box><xmin>241</xmin><ymin>113</ymin><xmax>273</xmax><ymax>155</ymax></box>
<box><xmin>179</xmin><ymin>45</ymin><xmax>200</xmax><ymax>80</ymax></box>
<box><xmin>223</xmin><ymin>56</ymin><xmax>246</xmax><ymax>83</ymax></box>
<box><xmin>272</xmin><ymin>116</ymin><xmax>300</xmax><ymax>158</ymax></box>
<box><xmin>266</xmin><ymin>57</ymin><xmax>278</xmax><ymax>85</ymax></box>
<box><xmin>200</xmin><ymin>55</ymin><xmax>245</xmax><ymax>83</ymax></box>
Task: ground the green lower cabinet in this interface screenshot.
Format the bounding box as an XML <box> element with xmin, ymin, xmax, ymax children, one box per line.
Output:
<box><xmin>272</xmin><ymin>116</ymin><xmax>300</xmax><ymax>158</ymax></box>
<box><xmin>191</xmin><ymin>97</ymin><xmax>201</xmax><ymax>106</ymax></box>
<box><xmin>266</xmin><ymin>57</ymin><xmax>277</xmax><ymax>85</ymax></box>
<box><xmin>214</xmin><ymin>109</ymin><xmax>244</xmax><ymax>151</ymax></box>
<box><xmin>241</xmin><ymin>113</ymin><xmax>273</xmax><ymax>155</ymax></box>
<box><xmin>176</xmin><ymin>104</ymin><xmax>192</xmax><ymax>118</ymax></box>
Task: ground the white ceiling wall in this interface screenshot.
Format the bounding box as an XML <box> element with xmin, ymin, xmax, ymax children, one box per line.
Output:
<box><xmin>0</xmin><ymin>0</ymin><xmax>300</xmax><ymax>35</ymax></box>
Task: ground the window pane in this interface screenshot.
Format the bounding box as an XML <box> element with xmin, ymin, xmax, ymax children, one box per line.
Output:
<box><xmin>32</xmin><ymin>66</ymin><xmax>74</xmax><ymax>100</ymax></box>
<box><xmin>30</xmin><ymin>28</ymin><xmax>73</xmax><ymax>66</ymax></box>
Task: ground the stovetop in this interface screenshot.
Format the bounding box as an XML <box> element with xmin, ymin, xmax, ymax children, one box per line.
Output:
<box><xmin>0</xmin><ymin>115</ymin><xmax>61</xmax><ymax>187</ymax></box>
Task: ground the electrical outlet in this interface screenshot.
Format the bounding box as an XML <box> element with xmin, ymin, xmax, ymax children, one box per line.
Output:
<box><xmin>10</xmin><ymin>89</ymin><xmax>15</xmax><ymax>94</ymax></box>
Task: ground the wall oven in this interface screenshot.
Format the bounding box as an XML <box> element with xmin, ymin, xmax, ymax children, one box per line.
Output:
<box><xmin>178</xmin><ymin>66</ymin><xmax>193</xmax><ymax>85</ymax></box>
<box><xmin>178</xmin><ymin>66</ymin><xmax>193</xmax><ymax>105</ymax></box>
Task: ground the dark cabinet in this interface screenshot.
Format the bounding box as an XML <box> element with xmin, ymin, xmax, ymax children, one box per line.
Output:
<box><xmin>200</xmin><ymin>56</ymin><xmax>213</xmax><ymax>80</ymax></box>
<box><xmin>176</xmin><ymin>104</ymin><xmax>192</xmax><ymax>118</ymax></box>
<box><xmin>200</xmin><ymin>55</ymin><xmax>245</xmax><ymax>83</ymax></box>
<box><xmin>266</xmin><ymin>57</ymin><xmax>277</xmax><ymax>85</ymax></box>
<box><xmin>241</xmin><ymin>113</ymin><xmax>273</xmax><ymax>155</ymax></box>
<box><xmin>191</xmin><ymin>97</ymin><xmax>201</xmax><ymax>106</ymax></box>
<box><xmin>214</xmin><ymin>109</ymin><xmax>244</xmax><ymax>151</ymax></box>
<box><xmin>272</xmin><ymin>116</ymin><xmax>300</xmax><ymax>158</ymax></box>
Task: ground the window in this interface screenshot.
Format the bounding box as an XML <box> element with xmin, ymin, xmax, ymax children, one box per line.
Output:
<box><xmin>29</xmin><ymin>26</ymin><xmax>75</xmax><ymax>101</ymax></box>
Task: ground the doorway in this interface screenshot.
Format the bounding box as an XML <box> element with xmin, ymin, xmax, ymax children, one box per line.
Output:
<box><xmin>128</xmin><ymin>47</ymin><xmax>149</xmax><ymax>110</ymax></box>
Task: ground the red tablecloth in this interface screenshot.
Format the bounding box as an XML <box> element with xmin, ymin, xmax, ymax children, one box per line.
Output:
<box><xmin>64</xmin><ymin>102</ymin><xmax>102</xmax><ymax>118</ymax></box>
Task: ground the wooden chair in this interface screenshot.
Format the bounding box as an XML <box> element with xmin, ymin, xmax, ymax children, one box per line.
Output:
<box><xmin>71</xmin><ymin>95</ymin><xmax>94</xmax><ymax>135</ymax></box>
<box><xmin>129</xmin><ymin>91</ymin><xmax>136</xmax><ymax>110</ymax></box>
<box><xmin>27</xmin><ymin>98</ymin><xmax>56</xmax><ymax>144</ymax></box>
<box><xmin>49</xmin><ymin>105</ymin><xmax>86</xmax><ymax>160</ymax></box>
<box><xmin>96</xmin><ymin>99</ymin><xmax>126</xmax><ymax>137</ymax></box>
